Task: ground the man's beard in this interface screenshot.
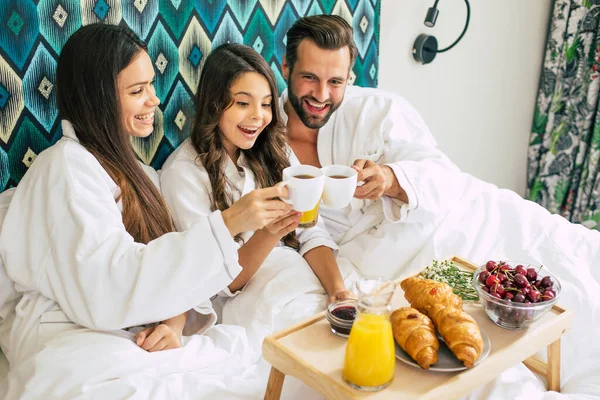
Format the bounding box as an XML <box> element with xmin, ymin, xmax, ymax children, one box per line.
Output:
<box><xmin>287</xmin><ymin>82</ymin><xmax>340</xmax><ymax>129</ymax></box>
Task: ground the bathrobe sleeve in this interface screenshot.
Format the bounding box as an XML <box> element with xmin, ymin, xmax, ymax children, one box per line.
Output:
<box><xmin>160</xmin><ymin>164</ymin><xmax>214</xmax><ymax>232</ymax></box>
<box><xmin>295</xmin><ymin>218</ymin><xmax>339</xmax><ymax>257</ymax></box>
<box><xmin>0</xmin><ymin>143</ymin><xmax>241</xmax><ymax>332</ymax></box>
<box><xmin>160</xmin><ymin>162</ymin><xmax>245</xmax><ymax>304</ymax></box>
<box><xmin>343</xmin><ymin>93</ymin><xmax>464</xmax><ymax>224</ymax></box>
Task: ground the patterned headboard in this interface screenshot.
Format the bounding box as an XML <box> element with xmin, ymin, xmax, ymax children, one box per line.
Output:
<box><xmin>0</xmin><ymin>0</ymin><xmax>380</xmax><ymax>192</ymax></box>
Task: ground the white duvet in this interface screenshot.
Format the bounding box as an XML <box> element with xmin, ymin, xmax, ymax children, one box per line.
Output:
<box><xmin>403</xmin><ymin>175</ymin><xmax>600</xmax><ymax>400</ymax></box>
<box><xmin>439</xmin><ymin>176</ymin><xmax>600</xmax><ymax>400</ymax></box>
<box><xmin>1</xmin><ymin>172</ymin><xmax>599</xmax><ymax>399</ymax></box>
<box><xmin>219</xmin><ymin>172</ymin><xmax>600</xmax><ymax>400</ymax></box>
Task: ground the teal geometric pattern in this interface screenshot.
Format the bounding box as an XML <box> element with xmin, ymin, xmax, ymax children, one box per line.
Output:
<box><xmin>0</xmin><ymin>0</ymin><xmax>380</xmax><ymax>192</ymax></box>
<box><xmin>38</xmin><ymin>0</ymin><xmax>82</xmax><ymax>55</ymax></box>
<box><xmin>147</xmin><ymin>21</ymin><xmax>179</xmax><ymax>103</ymax></box>
<box><xmin>0</xmin><ymin>147</ymin><xmax>8</xmax><ymax>190</ymax></box>
<box><xmin>23</xmin><ymin>44</ymin><xmax>58</xmax><ymax>132</ymax></box>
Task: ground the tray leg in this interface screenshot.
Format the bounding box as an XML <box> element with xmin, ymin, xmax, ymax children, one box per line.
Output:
<box><xmin>265</xmin><ymin>367</ymin><xmax>286</xmax><ymax>400</ymax></box>
<box><xmin>547</xmin><ymin>338</ymin><xmax>561</xmax><ymax>392</ymax></box>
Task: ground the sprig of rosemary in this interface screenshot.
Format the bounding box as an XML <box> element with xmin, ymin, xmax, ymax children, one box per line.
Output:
<box><xmin>419</xmin><ymin>260</ymin><xmax>479</xmax><ymax>301</ymax></box>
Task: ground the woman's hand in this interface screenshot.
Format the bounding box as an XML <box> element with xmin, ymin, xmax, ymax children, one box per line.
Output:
<box><xmin>222</xmin><ymin>186</ymin><xmax>293</xmax><ymax>236</ymax></box>
<box><xmin>262</xmin><ymin>210</ymin><xmax>302</xmax><ymax>239</ymax></box>
<box><xmin>135</xmin><ymin>323</ymin><xmax>182</xmax><ymax>352</ymax></box>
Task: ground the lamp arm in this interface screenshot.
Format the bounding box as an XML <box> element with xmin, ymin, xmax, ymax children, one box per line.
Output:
<box><xmin>436</xmin><ymin>0</ymin><xmax>470</xmax><ymax>53</ymax></box>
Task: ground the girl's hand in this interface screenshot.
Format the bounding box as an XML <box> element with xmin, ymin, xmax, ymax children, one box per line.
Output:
<box><xmin>263</xmin><ymin>210</ymin><xmax>302</xmax><ymax>238</ymax></box>
<box><xmin>327</xmin><ymin>290</ymin><xmax>357</xmax><ymax>306</ymax></box>
<box><xmin>135</xmin><ymin>323</ymin><xmax>182</xmax><ymax>352</ymax></box>
<box><xmin>222</xmin><ymin>186</ymin><xmax>293</xmax><ymax>236</ymax></box>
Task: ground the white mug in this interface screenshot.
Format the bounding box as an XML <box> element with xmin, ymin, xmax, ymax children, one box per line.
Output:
<box><xmin>278</xmin><ymin>165</ymin><xmax>325</xmax><ymax>212</ymax></box>
<box><xmin>321</xmin><ymin>165</ymin><xmax>358</xmax><ymax>209</ymax></box>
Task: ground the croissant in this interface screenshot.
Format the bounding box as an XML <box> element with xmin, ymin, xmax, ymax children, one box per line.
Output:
<box><xmin>390</xmin><ymin>307</ymin><xmax>439</xmax><ymax>369</ymax></box>
<box><xmin>401</xmin><ymin>276</ymin><xmax>483</xmax><ymax>368</ymax></box>
<box><xmin>401</xmin><ymin>276</ymin><xmax>463</xmax><ymax>314</ymax></box>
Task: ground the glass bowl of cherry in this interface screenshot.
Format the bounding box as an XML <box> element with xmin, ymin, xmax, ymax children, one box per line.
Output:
<box><xmin>473</xmin><ymin>260</ymin><xmax>561</xmax><ymax>330</ymax></box>
<box><xmin>325</xmin><ymin>299</ymin><xmax>357</xmax><ymax>338</ymax></box>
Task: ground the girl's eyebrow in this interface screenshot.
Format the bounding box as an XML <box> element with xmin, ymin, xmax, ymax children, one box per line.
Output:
<box><xmin>233</xmin><ymin>91</ymin><xmax>273</xmax><ymax>99</ymax></box>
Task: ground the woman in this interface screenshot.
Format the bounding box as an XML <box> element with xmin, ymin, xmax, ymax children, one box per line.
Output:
<box><xmin>0</xmin><ymin>24</ymin><xmax>288</xmax><ymax>399</ymax></box>
<box><xmin>160</xmin><ymin>44</ymin><xmax>356</xmax><ymax>348</ymax></box>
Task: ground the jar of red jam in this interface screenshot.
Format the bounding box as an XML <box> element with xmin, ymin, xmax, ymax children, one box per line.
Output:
<box><xmin>325</xmin><ymin>299</ymin><xmax>357</xmax><ymax>337</ymax></box>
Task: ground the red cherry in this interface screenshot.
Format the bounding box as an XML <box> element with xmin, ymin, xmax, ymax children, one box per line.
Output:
<box><xmin>499</xmin><ymin>264</ymin><xmax>512</xmax><ymax>273</ymax></box>
<box><xmin>542</xmin><ymin>290</ymin><xmax>555</xmax><ymax>301</ymax></box>
<box><xmin>518</xmin><ymin>286</ymin><xmax>531</xmax><ymax>296</ymax></box>
<box><xmin>492</xmin><ymin>284</ymin><xmax>506</xmax><ymax>296</ymax></box>
<box><xmin>527</xmin><ymin>289</ymin><xmax>541</xmax><ymax>303</ymax></box>
<box><xmin>486</xmin><ymin>260</ymin><xmax>497</xmax><ymax>272</ymax></box>
<box><xmin>486</xmin><ymin>275</ymin><xmax>500</xmax><ymax>288</ymax></box>
<box><xmin>526</xmin><ymin>268</ymin><xmax>538</xmax><ymax>282</ymax></box>
<box><xmin>479</xmin><ymin>271</ymin><xmax>490</xmax><ymax>284</ymax></box>
<box><xmin>515</xmin><ymin>265</ymin><xmax>527</xmax><ymax>275</ymax></box>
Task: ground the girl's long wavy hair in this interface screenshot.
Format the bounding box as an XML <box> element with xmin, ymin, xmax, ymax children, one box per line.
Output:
<box><xmin>191</xmin><ymin>43</ymin><xmax>298</xmax><ymax>249</ymax></box>
<box><xmin>56</xmin><ymin>24</ymin><xmax>174</xmax><ymax>244</ymax></box>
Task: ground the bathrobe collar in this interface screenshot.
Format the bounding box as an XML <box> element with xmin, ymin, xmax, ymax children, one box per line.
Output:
<box><xmin>223</xmin><ymin>152</ymin><xmax>255</xmax><ymax>196</ymax></box>
<box><xmin>61</xmin><ymin>120</ymin><xmax>80</xmax><ymax>142</ymax></box>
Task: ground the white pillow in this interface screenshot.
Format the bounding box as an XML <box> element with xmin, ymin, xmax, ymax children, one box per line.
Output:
<box><xmin>0</xmin><ymin>188</ymin><xmax>17</xmax><ymax>324</ymax></box>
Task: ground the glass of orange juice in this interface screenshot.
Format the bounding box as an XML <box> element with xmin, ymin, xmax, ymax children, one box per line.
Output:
<box><xmin>298</xmin><ymin>202</ymin><xmax>319</xmax><ymax>228</ymax></box>
<box><xmin>342</xmin><ymin>279</ymin><xmax>395</xmax><ymax>391</ymax></box>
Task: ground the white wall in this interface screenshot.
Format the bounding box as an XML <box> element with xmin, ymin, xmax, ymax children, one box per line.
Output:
<box><xmin>378</xmin><ymin>0</ymin><xmax>553</xmax><ymax>196</ymax></box>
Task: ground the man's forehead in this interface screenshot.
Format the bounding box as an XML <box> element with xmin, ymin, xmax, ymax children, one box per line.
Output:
<box><xmin>295</xmin><ymin>40</ymin><xmax>351</xmax><ymax>77</ymax></box>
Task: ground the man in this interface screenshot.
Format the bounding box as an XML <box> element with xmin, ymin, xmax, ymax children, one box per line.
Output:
<box><xmin>275</xmin><ymin>15</ymin><xmax>600</xmax><ymax>400</ymax></box>
<box><xmin>280</xmin><ymin>15</ymin><xmax>467</xmax><ymax>278</ymax></box>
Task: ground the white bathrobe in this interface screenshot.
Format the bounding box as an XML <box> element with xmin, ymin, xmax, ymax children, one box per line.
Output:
<box><xmin>280</xmin><ymin>85</ymin><xmax>469</xmax><ymax>278</ymax></box>
<box><xmin>0</xmin><ymin>188</ymin><xmax>16</xmax><ymax>399</ymax></box>
<box><xmin>0</xmin><ymin>121</ymin><xmax>264</xmax><ymax>399</ymax></box>
<box><xmin>0</xmin><ymin>189</ymin><xmax>17</xmax><ymax>340</ymax></box>
<box><xmin>160</xmin><ymin>139</ymin><xmax>358</xmax><ymax>350</ymax></box>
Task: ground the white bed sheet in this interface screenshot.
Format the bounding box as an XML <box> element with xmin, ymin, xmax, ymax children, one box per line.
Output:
<box><xmin>223</xmin><ymin>173</ymin><xmax>600</xmax><ymax>399</ymax></box>
<box><xmin>401</xmin><ymin>175</ymin><xmax>600</xmax><ymax>400</ymax></box>
<box><xmin>0</xmin><ymin>173</ymin><xmax>598</xmax><ymax>399</ymax></box>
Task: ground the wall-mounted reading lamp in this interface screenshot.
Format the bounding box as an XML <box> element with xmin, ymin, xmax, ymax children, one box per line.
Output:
<box><xmin>413</xmin><ymin>0</ymin><xmax>471</xmax><ymax>65</ymax></box>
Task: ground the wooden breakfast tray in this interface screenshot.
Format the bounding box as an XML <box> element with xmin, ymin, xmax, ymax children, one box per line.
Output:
<box><xmin>262</xmin><ymin>256</ymin><xmax>573</xmax><ymax>400</ymax></box>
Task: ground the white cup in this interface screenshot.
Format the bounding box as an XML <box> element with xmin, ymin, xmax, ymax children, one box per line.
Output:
<box><xmin>321</xmin><ymin>165</ymin><xmax>358</xmax><ymax>209</ymax></box>
<box><xmin>278</xmin><ymin>165</ymin><xmax>325</xmax><ymax>212</ymax></box>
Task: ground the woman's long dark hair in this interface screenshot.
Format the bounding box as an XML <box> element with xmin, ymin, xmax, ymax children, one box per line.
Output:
<box><xmin>56</xmin><ymin>24</ymin><xmax>174</xmax><ymax>244</ymax></box>
<box><xmin>191</xmin><ymin>43</ymin><xmax>298</xmax><ymax>249</ymax></box>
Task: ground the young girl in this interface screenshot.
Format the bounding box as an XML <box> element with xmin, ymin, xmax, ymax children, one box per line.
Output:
<box><xmin>160</xmin><ymin>44</ymin><xmax>356</xmax><ymax>345</ymax></box>
<box><xmin>0</xmin><ymin>24</ymin><xmax>287</xmax><ymax>399</ymax></box>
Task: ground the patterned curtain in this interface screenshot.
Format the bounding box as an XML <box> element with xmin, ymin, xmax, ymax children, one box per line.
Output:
<box><xmin>528</xmin><ymin>0</ymin><xmax>600</xmax><ymax>230</ymax></box>
<box><xmin>0</xmin><ymin>0</ymin><xmax>381</xmax><ymax>192</ymax></box>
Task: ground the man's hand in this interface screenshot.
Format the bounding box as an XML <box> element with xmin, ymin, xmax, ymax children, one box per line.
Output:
<box><xmin>352</xmin><ymin>159</ymin><xmax>407</xmax><ymax>202</ymax></box>
<box><xmin>327</xmin><ymin>290</ymin><xmax>357</xmax><ymax>305</ymax></box>
<box><xmin>352</xmin><ymin>160</ymin><xmax>392</xmax><ymax>200</ymax></box>
<box><xmin>135</xmin><ymin>323</ymin><xmax>182</xmax><ymax>352</ymax></box>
